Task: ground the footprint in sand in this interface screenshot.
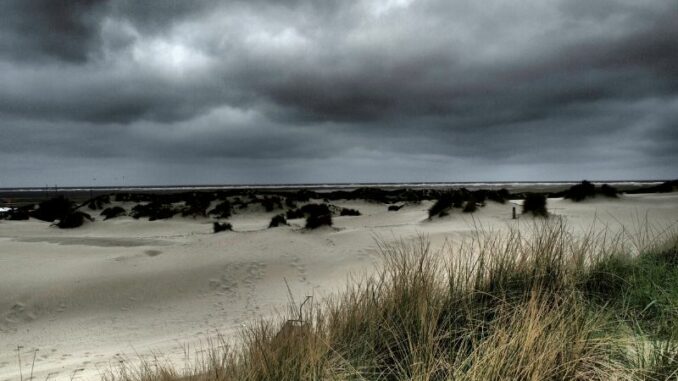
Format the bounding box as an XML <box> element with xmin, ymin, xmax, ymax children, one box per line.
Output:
<box><xmin>210</xmin><ymin>261</ymin><xmax>267</xmax><ymax>300</ymax></box>
<box><xmin>288</xmin><ymin>256</ymin><xmax>309</xmax><ymax>284</ymax></box>
<box><xmin>3</xmin><ymin>302</ymin><xmax>37</xmax><ymax>329</ymax></box>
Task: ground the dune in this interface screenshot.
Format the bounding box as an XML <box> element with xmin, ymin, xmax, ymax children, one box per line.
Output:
<box><xmin>1</xmin><ymin>193</ymin><xmax>677</xmax><ymax>380</ymax></box>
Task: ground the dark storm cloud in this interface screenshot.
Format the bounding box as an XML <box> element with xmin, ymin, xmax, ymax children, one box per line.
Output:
<box><xmin>0</xmin><ymin>0</ymin><xmax>676</xmax><ymax>186</ymax></box>
<box><xmin>0</xmin><ymin>0</ymin><xmax>106</xmax><ymax>62</ymax></box>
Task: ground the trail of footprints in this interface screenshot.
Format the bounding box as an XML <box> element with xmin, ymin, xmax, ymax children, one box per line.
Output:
<box><xmin>209</xmin><ymin>261</ymin><xmax>267</xmax><ymax>319</ymax></box>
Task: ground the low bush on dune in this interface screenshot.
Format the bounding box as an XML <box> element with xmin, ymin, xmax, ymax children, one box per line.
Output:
<box><xmin>131</xmin><ymin>202</ymin><xmax>178</xmax><ymax>221</ymax></box>
<box><xmin>100</xmin><ymin>206</ymin><xmax>126</xmax><ymax>220</ymax></box>
<box><xmin>428</xmin><ymin>193</ymin><xmax>453</xmax><ymax>218</ymax></box>
<box><xmin>388</xmin><ymin>204</ymin><xmax>403</xmax><ymax>211</ymax></box>
<box><xmin>86</xmin><ymin>195</ymin><xmax>111</xmax><ymax>210</ymax></box>
<box><xmin>284</xmin><ymin>197</ymin><xmax>297</xmax><ymax>209</ymax></box>
<box><xmin>31</xmin><ymin>196</ymin><xmax>74</xmax><ymax>222</ymax></box>
<box><xmin>268</xmin><ymin>214</ymin><xmax>287</xmax><ymax>228</ymax></box>
<box><xmin>429</xmin><ymin>190</ymin><xmax>484</xmax><ymax>218</ymax></box>
<box><xmin>339</xmin><ymin>208</ymin><xmax>361</xmax><ymax>216</ymax></box>
<box><xmin>286</xmin><ymin>203</ymin><xmax>334</xmax><ymax>221</ymax></box>
<box><xmin>300</xmin><ymin>203</ymin><xmax>331</xmax><ymax>216</ymax></box>
<box><xmin>305</xmin><ymin>213</ymin><xmax>332</xmax><ymax>229</ymax></box>
<box><xmin>563</xmin><ymin>181</ymin><xmax>619</xmax><ymax>201</ymax></box>
<box><xmin>284</xmin><ymin>203</ymin><xmax>335</xmax><ymax>229</ymax></box>
<box><xmin>462</xmin><ymin>198</ymin><xmax>478</xmax><ymax>213</ymax></box>
<box><xmin>105</xmin><ymin>221</ymin><xmax>678</xmax><ymax>381</ymax></box>
<box><xmin>522</xmin><ymin>193</ymin><xmax>548</xmax><ymax>217</ymax></box>
<box><xmin>599</xmin><ymin>184</ymin><xmax>619</xmax><ymax>198</ymax></box>
<box><xmin>565</xmin><ymin>180</ymin><xmax>597</xmax><ymax>201</ymax></box>
<box><xmin>0</xmin><ymin>206</ymin><xmax>31</xmax><ymax>220</ymax></box>
<box><xmin>306</xmin><ymin>213</ymin><xmax>332</xmax><ymax>229</ymax></box>
<box><xmin>56</xmin><ymin>211</ymin><xmax>93</xmax><ymax>229</ymax></box>
<box><xmin>259</xmin><ymin>196</ymin><xmax>283</xmax><ymax>212</ymax></box>
<box><xmin>625</xmin><ymin>180</ymin><xmax>678</xmax><ymax>194</ymax></box>
<box><xmin>181</xmin><ymin>195</ymin><xmax>211</xmax><ymax>218</ymax></box>
<box><xmin>208</xmin><ymin>200</ymin><xmax>232</xmax><ymax>219</ymax></box>
<box><xmin>213</xmin><ymin>222</ymin><xmax>232</xmax><ymax>233</ymax></box>
<box><xmin>285</xmin><ymin>208</ymin><xmax>305</xmax><ymax>219</ymax></box>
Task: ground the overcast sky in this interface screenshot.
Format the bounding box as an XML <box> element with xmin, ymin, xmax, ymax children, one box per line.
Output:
<box><xmin>1</xmin><ymin>0</ymin><xmax>676</xmax><ymax>186</ymax></box>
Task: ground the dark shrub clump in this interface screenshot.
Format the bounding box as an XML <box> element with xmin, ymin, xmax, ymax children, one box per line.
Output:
<box><xmin>1</xmin><ymin>206</ymin><xmax>31</xmax><ymax>220</ymax></box>
<box><xmin>429</xmin><ymin>194</ymin><xmax>453</xmax><ymax>218</ymax></box>
<box><xmin>599</xmin><ymin>184</ymin><xmax>619</xmax><ymax>198</ymax></box>
<box><xmin>181</xmin><ymin>195</ymin><xmax>211</xmax><ymax>217</ymax></box>
<box><xmin>31</xmin><ymin>196</ymin><xmax>74</xmax><ymax>222</ymax></box>
<box><xmin>286</xmin><ymin>208</ymin><xmax>305</xmax><ymax>219</ymax></box>
<box><xmin>269</xmin><ymin>214</ymin><xmax>288</xmax><ymax>228</ymax></box>
<box><xmin>213</xmin><ymin>222</ymin><xmax>232</xmax><ymax>233</ymax></box>
<box><xmin>100</xmin><ymin>206</ymin><xmax>126</xmax><ymax>220</ymax></box>
<box><xmin>522</xmin><ymin>193</ymin><xmax>548</xmax><ymax>217</ymax></box>
<box><xmin>56</xmin><ymin>211</ymin><xmax>93</xmax><ymax>229</ymax></box>
<box><xmin>260</xmin><ymin>196</ymin><xmax>283</xmax><ymax>212</ymax></box>
<box><xmin>462</xmin><ymin>199</ymin><xmax>478</xmax><ymax>213</ymax></box>
<box><xmin>131</xmin><ymin>202</ymin><xmax>177</xmax><ymax>221</ymax></box>
<box><xmin>284</xmin><ymin>197</ymin><xmax>297</xmax><ymax>209</ymax></box>
<box><xmin>306</xmin><ymin>213</ymin><xmax>332</xmax><ymax>229</ymax></box>
<box><xmin>302</xmin><ymin>204</ymin><xmax>332</xmax><ymax>228</ymax></box>
<box><xmin>87</xmin><ymin>195</ymin><xmax>110</xmax><ymax>210</ymax></box>
<box><xmin>565</xmin><ymin>180</ymin><xmax>597</xmax><ymax>201</ymax></box>
<box><xmin>340</xmin><ymin>208</ymin><xmax>361</xmax><ymax>216</ymax></box>
<box><xmin>208</xmin><ymin>200</ymin><xmax>232</xmax><ymax>219</ymax></box>
<box><xmin>388</xmin><ymin>205</ymin><xmax>403</xmax><ymax>211</ymax></box>
<box><xmin>300</xmin><ymin>203</ymin><xmax>331</xmax><ymax>216</ymax></box>
<box><xmin>563</xmin><ymin>181</ymin><xmax>619</xmax><ymax>201</ymax></box>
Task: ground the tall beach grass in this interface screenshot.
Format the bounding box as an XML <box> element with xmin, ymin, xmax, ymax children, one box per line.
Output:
<box><xmin>103</xmin><ymin>219</ymin><xmax>678</xmax><ymax>381</ymax></box>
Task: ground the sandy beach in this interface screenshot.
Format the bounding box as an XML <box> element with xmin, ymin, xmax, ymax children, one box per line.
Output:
<box><xmin>1</xmin><ymin>192</ymin><xmax>677</xmax><ymax>380</ymax></box>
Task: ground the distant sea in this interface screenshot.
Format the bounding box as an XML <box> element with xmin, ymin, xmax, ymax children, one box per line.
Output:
<box><xmin>0</xmin><ymin>181</ymin><xmax>666</xmax><ymax>193</ymax></box>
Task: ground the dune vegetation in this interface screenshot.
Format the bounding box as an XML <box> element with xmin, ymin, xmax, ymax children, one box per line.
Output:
<box><xmin>101</xmin><ymin>219</ymin><xmax>678</xmax><ymax>381</ymax></box>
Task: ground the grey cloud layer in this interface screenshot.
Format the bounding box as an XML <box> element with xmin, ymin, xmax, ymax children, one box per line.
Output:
<box><xmin>0</xmin><ymin>0</ymin><xmax>676</xmax><ymax>185</ymax></box>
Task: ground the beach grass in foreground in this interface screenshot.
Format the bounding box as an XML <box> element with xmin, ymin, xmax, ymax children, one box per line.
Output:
<box><xmin>99</xmin><ymin>220</ymin><xmax>677</xmax><ymax>380</ymax></box>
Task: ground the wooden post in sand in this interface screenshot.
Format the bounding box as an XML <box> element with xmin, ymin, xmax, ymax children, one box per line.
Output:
<box><xmin>512</xmin><ymin>206</ymin><xmax>516</xmax><ymax>220</ymax></box>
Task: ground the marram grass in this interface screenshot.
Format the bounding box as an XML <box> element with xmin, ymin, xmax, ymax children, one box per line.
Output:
<box><xmin>103</xmin><ymin>219</ymin><xmax>677</xmax><ymax>381</ymax></box>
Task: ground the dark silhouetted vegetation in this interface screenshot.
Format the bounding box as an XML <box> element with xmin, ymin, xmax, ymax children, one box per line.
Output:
<box><xmin>558</xmin><ymin>181</ymin><xmax>620</xmax><ymax>201</ymax></box>
<box><xmin>213</xmin><ymin>222</ymin><xmax>232</xmax><ymax>233</ymax></box>
<box><xmin>299</xmin><ymin>203</ymin><xmax>331</xmax><ymax>216</ymax></box>
<box><xmin>208</xmin><ymin>200</ymin><xmax>232</xmax><ymax>219</ymax></box>
<box><xmin>522</xmin><ymin>193</ymin><xmax>548</xmax><ymax>217</ymax></box>
<box><xmin>340</xmin><ymin>208</ymin><xmax>361</xmax><ymax>216</ymax></box>
<box><xmin>259</xmin><ymin>196</ymin><xmax>283</xmax><ymax>212</ymax></box>
<box><xmin>428</xmin><ymin>193</ymin><xmax>454</xmax><ymax>218</ymax></box>
<box><xmin>625</xmin><ymin>180</ymin><xmax>678</xmax><ymax>194</ymax></box>
<box><xmin>286</xmin><ymin>208</ymin><xmax>305</xmax><ymax>219</ymax></box>
<box><xmin>87</xmin><ymin>195</ymin><xmax>110</xmax><ymax>210</ymax></box>
<box><xmin>306</xmin><ymin>213</ymin><xmax>332</xmax><ymax>229</ymax></box>
<box><xmin>31</xmin><ymin>196</ymin><xmax>74</xmax><ymax>222</ymax></box>
<box><xmin>131</xmin><ymin>202</ymin><xmax>178</xmax><ymax>221</ymax></box>
<box><xmin>100</xmin><ymin>206</ymin><xmax>126</xmax><ymax>220</ymax></box>
<box><xmin>56</xmin><ymin>211</ymin><xmax>93</xmax><ymax>229</ymax></box>
<box><xmin>0</xmin><ymin>205</ymin><xmax>31</xmax><ymax>220</ymax></box>
<box><xmin>565</xmin><ymin>180</ymin><xmax>596</xmax><ymax>201</ymax></box>
<box><xmin>180</xmin><ymin>193</ymin><xmax>211</xmax><ymax>217</ymax></box>
<box><xmin>284</xmin><ymin>197</ymin><xmax>297</xmax><ymax>209</ymax></box>
<box><xmin>388</xmin><ymin>204</ymin><xmax>403</xmax><ymax>211</ymax></box>
<box><xmin>463</xmin><ymin>198</ymin><xmax>478</xmax><ymax>213</ymax></box>
<box><xmin>599</xmin><ymin>184</ymin><xmax>619</xmax><ymax>198</ymax></box>
<box><xmin>268</xmin><ymin>214</ymin><xmax>287</xmax><ymax>228</ymax></box>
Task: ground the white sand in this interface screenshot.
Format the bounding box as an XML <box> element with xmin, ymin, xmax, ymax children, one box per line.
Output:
<box><xmin>1</xmin><ymin>193</ymin><xmax>677</xmax><ymax>380</ymax></box>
